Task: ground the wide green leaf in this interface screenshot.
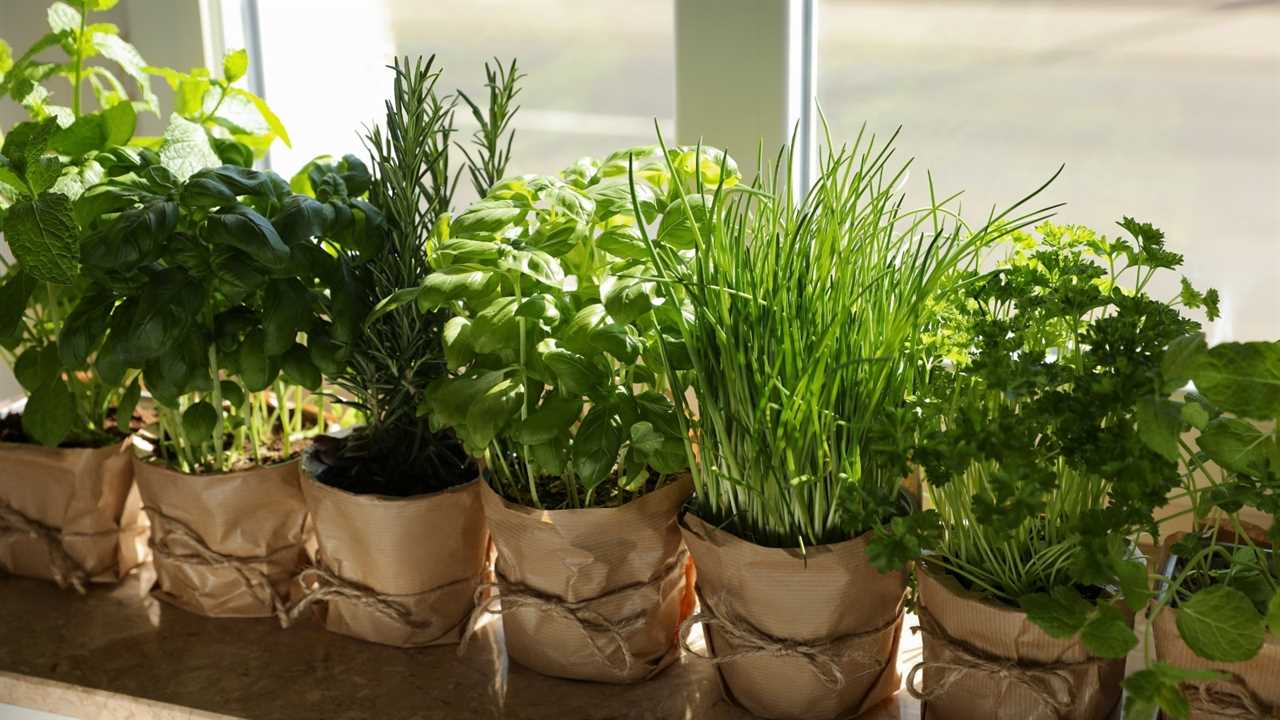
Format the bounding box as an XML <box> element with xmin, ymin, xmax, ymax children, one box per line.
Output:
<box><xmin>5</xmin><ymin>192</ymin><xmax>79</xmax><ymax>284</ymax></box>
<box><xmin>1080</xmin><ymin>605</ymin><xmax>1137</xmax><ymax>658</ymax></box>
<box><xmin>22</xmin><ymin>378</ymin><xmax>74</xmax><ymax>447</ymax></box>
<box><xmin>223</xmin><ymin>48</ymin><xmax>248</xmax><ymax>83</ymax></box>
<box><xmin>1197</xmin><ymin>417</ymin><xmax>1270</xmax><ymax>477</ymax></box>
<box><xmin>182</xmin><ymin>400</ymin><xmax>218</xmax><ymax>442</ymax></box>
<box><xmin>1019</xmin><ymin>585</ymin><xmax>1092</xmax><ymax>638</ymax></box>
<box><xmin>204</xmin><ymin>204</ymin><xmax>290</xmax><ymax>270</ymax></box>
<box><xmin>158</xmin><ymin>114</ymin><xmax>219</xmax><ymax>182</ymax></box>
<box><xmin>512</xmin><ymin>396</ymin><xmax>583</xmax><ymax>445</ymax></box>
<box><xmin>464</xmin><ymin>377</ymin><xmax>525</xmax><ymax>449</ymax></box>
<box><xmin>573</xmin><ymin>403</ymin><xmax>625</xmax><ymax>491</ymax></box>
<box><xmin>1176</xmin><ymin>585</ymin><xmax>1266</xmax><ymax>662</ymax></box>
<box><xmin>1191</xmin><ymin>341</ymin><xmax>1280</xmax><ymax>420</ymax></box>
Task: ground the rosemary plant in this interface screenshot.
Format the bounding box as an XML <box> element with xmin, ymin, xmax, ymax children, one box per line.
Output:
<box><xmin>639</xmin><ymin>125</ymin><xmax>1055</xmax><ymax>549</ymax></box>
<box><xmin>319</xmin><ymin>56</ymin><xmax>520</xmax><ymax>496</ymax></box>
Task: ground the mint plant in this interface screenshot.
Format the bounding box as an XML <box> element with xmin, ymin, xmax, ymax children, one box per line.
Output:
<box><xmin>0</xmin><ymin>1</ymin><xmax>287</xmax><ymax>448</ymax></box>
<box><xmin>417</xmin><ymin>143</ymin><xmax>730</xmax><ymax>508</ymax></box>
<box><xmin>1121</xmin><ymin>334</ymin><xmax>1280</xmax><ymax>719</ymax></box>
<box><xmin>870</xmin><ymin>219</ymin><xmax>1218</xmax><ymax>661</ymax></box>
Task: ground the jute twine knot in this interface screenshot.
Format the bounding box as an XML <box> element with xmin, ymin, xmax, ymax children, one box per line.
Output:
<box><xmin>680</xmin><ymin>593</ymin><xmax>903</xmax><ymax>690</ymax></box>
<box><xmin>906</xmin><ymin>607</ymin><xmax>1107</xmax><ymax>718</ymax></box>
<box><xmin>460</xmin><ymin>548</ymin><xmax>689</xmax><ymax>678</ymax></box>
<box><xmin>0</xmin><ymin>503</ymin><xmax>116</xmax><ymax>594</ymax></box>
<box><xmin>144</xmin><ymin>507</ymin><xmax>295</xmax><ymax>626</ymax></box>
<box><xmin>283</xmin><ymin>564</ymin><xmax>483</xmax><ymax>643</ymax></box>
<box><xmin>1185</xmin><ymin>673</ymin><xmax>1280</xmax><ymax>719</ymax></box>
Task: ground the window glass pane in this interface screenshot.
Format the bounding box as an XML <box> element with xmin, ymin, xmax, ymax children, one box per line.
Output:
<box><xmin>254</xmin><ymin>0</ymin><xmax>674</xmax><ymax>189</ymax></box>
<box><xmin>819</xmin><ymin>1</ymin><xmax>1280</xmax><ymax>341</ymax></box>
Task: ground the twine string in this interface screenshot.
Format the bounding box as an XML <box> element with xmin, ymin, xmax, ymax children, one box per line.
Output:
<box><xmin>283</xmin><ymin>564</ymin><xmax>483</xmax><ymax>644</ymax></box>
<box><xmin>144</xmin><ymin>507</ymin><xmax>295</xmax><ymax>625</ymax></box>
<box><xmin>0</xmin><ymin>503</ymin><xmax>117</xmax><ymax>594</ymax></box>
<box><xmin>679</xmin><ymin>594</ymin><xmax>903</xmax><ymax>690</ymax></box>
<box><xmin>905</xmin><ymin>607</ymin><xmax>1107</xmax><ymax>718</ymax></box>
<box><xmin>1184</xmin><ymin>673</ymin><xmax>1280</xmax><ymax>719</ymax></box>
<box><xmin>459</xmin><ymin>548</ymin><xmax>690</xmax><ymax>678</ymax></box>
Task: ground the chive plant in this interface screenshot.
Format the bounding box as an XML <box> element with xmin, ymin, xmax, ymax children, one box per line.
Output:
<box><xmin>638</xmin><ymin>126</ymin><xmax>1056</xmax><ymax>549</ymax></box>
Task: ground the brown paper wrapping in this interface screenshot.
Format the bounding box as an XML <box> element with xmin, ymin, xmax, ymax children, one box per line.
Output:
<box><xmin>298</xmin><ymin>467</ymin><xmax>488</xmax><ymax>647</ymax></box>
<box><xmin>1153</xmin><ymin>609</ymin><xmax>1280</xmax><ymax>719</ymax></box>
<box><xmin>133</xmin><ymin>456</ymin><xmax>308</xmax><ymax>618</ymax></box>
<box><xmin>680</xmin><ymin>514</ymin><xmax>905</xmax><ymax>720</ymax></box>
<box><xmin>915</xmin><ymin>566</ymin><xmax>1129</xmax><ymax>720</ymax></box>
<box><xmin>0</xmin><ymin>440</ymin><xmax>146</xmax><ymax>587</ymax></box>
<box><xmin>481</xmin><ymin>475</ymin><xmax>693</xmax><ymax>683</ymax></box>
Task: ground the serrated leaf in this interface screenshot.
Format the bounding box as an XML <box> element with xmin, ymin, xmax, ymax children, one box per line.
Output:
<box><xmin>1080</xmin><ymin>605</ymin><xmax>1137</xmax><ymax>658</ymax></box>
<box><xmin>1198</xmin><ymin>417</ymin><xmax>1269</xmax><ymax>477</ymax></box>
<box><xmin>1180</xmin><ymin>400</ymin><xmax>1211</xmax><ymax>430</ymax></box>
<box><xmin>158</xmin><ymin>114</ymin><xmax>219</xmax><ymax>182</ymax></box>
<box><xmin>222</xmin><ymin>48</ymin><xmax>248</xmax><ymax>83</ymax></box>
<box><xmin>1019</xmin><ymin>585</ymin><xmax>1091</xmax><ymax>638</ymax></box>
<box><xmin>47</xmin><ymin>2</ymin><xmax>82</xmax><ymax>34</ymax></box>
<box><xmin>92</xmin><ymin>33</ymin><xmax>156</xmax><ymax>112</ymax></box>
<box><xmin>1192</xmin><ymin>341</ymin><xmax>1280</xmax><ymax>420</ymax></box>
<box><xmin>5</xmin><ymin>192</ymin><xmax>79</xmax><ymax>284</ymax></box>
<box><xmin>1177</xmin><ymin>585</ymin><xmax>1266</xmax><ymax>662</ymax></box>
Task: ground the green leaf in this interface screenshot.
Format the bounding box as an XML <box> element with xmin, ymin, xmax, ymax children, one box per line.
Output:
<box><xmin>442</xmin><ymin>316</ymin><xmax>475</xmax><ymax>371</ymax></box>
<box><xmin>182</xmin><ymin>401</ymin><xmax>218</xmax><ymax>442</ymax></box>
<box><xmin>1177</xmin><ymin>585</ymin><xmax>1266</xmax><ymax>662</ymax></box>
<box><xmin>1080</xmin><ymin>605</ymin><xmax>1137</xmax><ymax>658</ymax></box>
<box><xmin>601</xmin><ymin>274</ymin><xmax>659</xmax><ymax>324</ymax></box>
<box><xmin>1192</xmin><ymin>341</ymin><xmax>1280</xmax><ymax>420</ymax></box>
<box><xmin>451</xmin><ymin>198</ymin><xmax>524</xmax><ymax>235</ymax></box>
<box><xmin>222</xmin><ymin>49</ymin><xmax>248</xmax><ymax>83</ymax></box>
<box><xmin>262</xmin><ymin>279</ymin><xmax>313</xmax><ymax>356</ymax></box>
<box><xmin>58</xmin><ymin>289</ymin><xmax>112</xmax><ymax>368</ymax></box>
<box><xmin>1180</xmin><ymin>400</ymin><xmax>1211</xmax><ymax>431</ymax></box>
<box><xmin>0</xmin><ymin>271</ymin><xmax>37</xmax><ymax>347</ymax></box>
<box><xmin>470</xmin><ymin>296</ymin><xmax>521</xmax><ymax>355</ymax></box>
<box><xmin>512</xmin><ymin>396</ymin><xmax>583</xmax><ymax>445</ymax></box>
<box><xmin>5</xmin><ymin>192</ymin><xmax>79</xmax><ymax>284</ymax></box>
<box><xmin>116</xmin><ymin>375</ymin><xmax>141</xmax><ymax>428</ymax></box>
<box><xmin>25</xmin><ymin>156</ymin><xmax>63</xmax><ymax>195</ymax></box>
<box><xmin>542</xmin><ymin>346</ymin><xmax>608</xmax><ymax>397</ymax></box>
<box><xmin>1198</xmin><ymin>417</ymin><xmax>1270</xmax><ymax>477</ymax></box>
<box><xmin>229</xmin><ymin>87</ymin><xmax>290</xmax><ymax>147</ymax></box>
<box><xmin>204</xmin><ymin>204</ymin><xmax>290</xmax><ymax>270</ymax></box>
<box><xmin>1266</xmin><ymin>591</ymin><xmax>1280</xmax><ymax>635</ymax></box>
<box><xmin>14</xmin><ymin>343</ymin><xmax>60</xmax><ymax>392</ymax></box>
<box><xmin>92</xmin><ymin>33</ymin><xmax>156</xmax><ymax>112</ymax></box>
<box><xmin>1136</xmin><ymin>396</ymin><xmax>1182</xmax><ymax>462</ymax></box>
<box><xmin>416</xmin><ymin>268</ymin><xmax>498</xmax><ymax>310</ymax></box>
<box><xmin>47</xmin><ymin>2</ymin><xmax>82</xmax><ymax>34</ymax></box>
<box><xmin>158</xmin><ymin>114</ymin><xmax>219</xmax><ymax>182</ymax></box>
<box><xmin>281</xmin><ymin>343</ymin><xmax>321</xmax><ymax>390</ymax></box>
<box><xmin>1113</xmin><ymin>558</ymin><xmax>1151</xmax><ymax>612</ymax></box>
<box><xmin>237</xmin><ymin>328</ymin><xmax>276</xmax><ymax>392</ymax></box>
<box><xmin>464</xmin><ymin>377</ymin><xmax>525</xmax><ymax>449</ymax></box>
<box><xmin>1162</xmin><ymin>333</ymin><xmax>1208</xmax><ymax>394</ymax></box>
<box><xmin>22</xmin><ymin>378</ymin><xmax>74</xmax><ymax>447</ymax></box>
<box><xmin>574</xmin><ymin>403</ymin><xmax>625</xmax><ymax>491</ymax></box>
<box><xmin>629</xmin><ymin>420</ymin><xmax>664</xmax><ymax>454</ymax></box>
<box><xmin>1019</xmin><ymin>585</ymin><xmax>1092</xmax><ymax>638</ymax></box>
<box><xmin>51</xmin><ymin>114</ymin><xmax>107</xmax><ymax>157</ymax></box>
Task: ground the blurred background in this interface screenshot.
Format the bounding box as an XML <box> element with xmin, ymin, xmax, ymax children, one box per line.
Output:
<box><xmin>2</xmin><ymin>0</ymin><xmax>1277</xmax><ymax>399</ymax></box>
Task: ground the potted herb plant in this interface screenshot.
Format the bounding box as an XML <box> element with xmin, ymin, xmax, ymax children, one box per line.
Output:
<box><xmin>416</xmin><ymin>142</ymin><xmax>723</xmax><ymax>681</ymax></box>
<box><xmin>0</xmin><ymin>1</ymin><xmax>254</xmax><ymax>591</ymax></box>
<box><xmin>881</xmin><ymin>219</ymin><xmax>1216</xmax><ymax>719</ymax></box>
<box><xmin>1122</xmin><ymin>333</ymin><xmax>1280</xmax><ymax>720</ymax></box>
<box><xmin>286</xmin><ymin>56</ymin><xmax>522</xmax><ymax>648</ymax></box>
<box><xmin>640</xmin><ymin>128</ymin><xmax>1054</xmax><ymax>719</ymax></box>
<box><xmin>58</xmin><ymin>40</ymin><xmax>348</xmax><ymax>616</ymax></box>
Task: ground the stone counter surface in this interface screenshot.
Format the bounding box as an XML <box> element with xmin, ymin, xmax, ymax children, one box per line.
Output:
<box><xmin>0</xmin><ymin>575</ymin><xmax>918</xmax><ymax>719</ymax></box>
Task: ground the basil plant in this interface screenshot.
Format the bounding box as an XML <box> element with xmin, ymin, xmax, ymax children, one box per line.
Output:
<box><xmin>418</xmin><ymin>145</ymin><xmax>738</xmax><ymax>509</ymax></box>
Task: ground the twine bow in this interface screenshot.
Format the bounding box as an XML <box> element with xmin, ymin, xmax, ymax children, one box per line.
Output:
<box><xmin>283</xmin><ymin>564</ymin><xmax>482</xmax><ymax>643</ymax></box>
<box><xmin>680</xmin><ymin>594</ymin><xmax>902</xmax><ymax>690</ymax></box>
<box><xmin>1185</xmin><ymin>674</ymin><xmax>1280</xmax><ymax>719</ymax></box>
<box><xmin>905</xmin><ymin>607</ymin><xmax>1107</xmax><ymax>719</ymax></box>
<box><xmin>460</xmin><ymin>548</ymin><xmax>689</xmax><ymax>678</ymax></box>
<box><xmin>144</xmin><ymin>507</ymin><xmax>296</xmax><ymax>626</ymax></box>
<box><xmin>0</xmin><ymin>502</ymin><xmax>116</xmax><ymax>594</ymax></box>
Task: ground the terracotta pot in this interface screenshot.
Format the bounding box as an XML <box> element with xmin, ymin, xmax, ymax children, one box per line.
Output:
<box><xmin>913</xmin><ymin>566</ymin><xmax>1129</xmax><ymax>720</ymax></box>
<box><xmin>479</xmin><ymin>476</ymin><xmax>694</xmax><ymax>683</ymax></box>
<box><xmin>296</xmin><ymin>459</ymin><xmax>488</xmax><ymax>646</ymax></box>
<box><xmin>0</xmin><ymin>439</ymin><xmax>146</xmax><ymax>589</ymax></box>
<box><xmin>681</xmin><ymin>514</ymin><xmax>905</xmax><ymax>720</ymax></box>
<box><xmin>132</xmin><ymin>455</ymin><xmax>309</xmax><ymax>618</ymax></box>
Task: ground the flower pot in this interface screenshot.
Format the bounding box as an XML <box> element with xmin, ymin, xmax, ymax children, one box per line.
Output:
<box><xmin>292</xmin><ymin>454</ymin><xmax>488</xmax><ymax>647</ymax></box>
<box><xmin>680</xmin><ymin>514</ymin><xmax>906</xmax><ymax>720</ymax></box>
<box><xmin>0</xmin><ymin>439</ymin><xmax>146</xmax><ymax>591</ymax></box>
<box><xmin>912</xmin><ymin>566</ymin><xmax>1129</xmax><ymax>720</ymax></box>
<box><xmin>475</xmin><ymin>475</ymin><xmax>694</xmax><ymax>683</ymax></box>
<box><xmin>132</xmin><ymin>455</ymin><xmax>309</xmax><ymax>618</ymax></box>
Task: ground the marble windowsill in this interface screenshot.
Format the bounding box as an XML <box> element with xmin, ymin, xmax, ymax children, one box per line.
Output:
<box><xmin>0</xmin><ymin>575</ymin><xmax>921</xmax><ymax>719</ymax></box>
